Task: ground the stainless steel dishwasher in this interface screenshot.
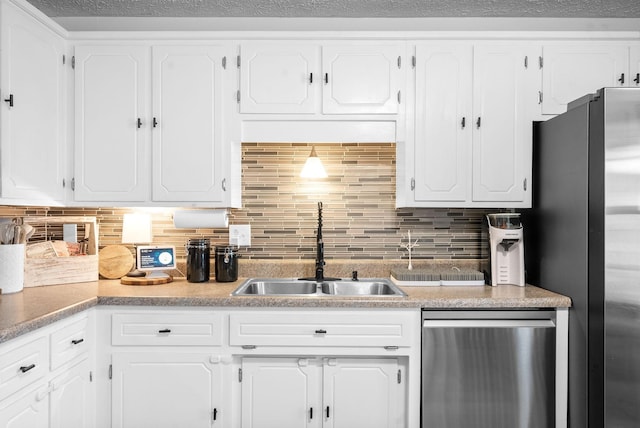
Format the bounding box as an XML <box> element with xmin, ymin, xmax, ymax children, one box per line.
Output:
<box><xmin>422</xmin><ymin>310</ymin><xmax>556</xmax><ymax>428</ymax></box>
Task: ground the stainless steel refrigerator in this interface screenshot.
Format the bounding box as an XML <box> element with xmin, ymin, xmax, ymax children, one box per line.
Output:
<box><xmin>524</xmin><ymin>87</ymin><xmax>640</xmax><ymax>428</ymax></box>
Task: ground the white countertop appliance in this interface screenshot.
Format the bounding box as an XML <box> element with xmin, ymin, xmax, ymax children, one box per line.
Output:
<box><xmin>484</xmin><ymin>213</ymin><xmax>525</xmax><ymax>286</ymax></box>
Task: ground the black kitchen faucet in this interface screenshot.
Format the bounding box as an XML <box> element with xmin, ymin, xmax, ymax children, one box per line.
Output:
<box><xmin>300</xmin><ymin>202</ymin><xmax>339</xmax><ymax>282</ymax></box>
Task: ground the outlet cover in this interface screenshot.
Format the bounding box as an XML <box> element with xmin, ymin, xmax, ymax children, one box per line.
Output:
<box><xmin>229</xmin><ymin>225</ymin><xmax>251</xmax><ymax>246</ymax></box>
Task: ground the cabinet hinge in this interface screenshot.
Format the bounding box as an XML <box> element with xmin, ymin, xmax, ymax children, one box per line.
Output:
<box><xmin>397</xmin><ymin>369</ymin><xmax>402</xmax><ymax>384</ymax></box>
<box><xmin>71</xmin><ymin>177</ymin><xmax>75</xmax><ymax>191</ymax></box>
<box><xmin>236</xmin><ymin>90</ymin><xmax>240</xmax><ymax>103</ymax></box>
<box><xmin>538</xmin><ymin>56</ymin><xmax>543</xmax><ymax>69</ymax></box>
<box><xmin>72</xmin><ymin>56</ymin><xmax>75</xmax><ymax>69</ymax></box>
<box><xmin>411</xmin><ymin>177</ymin><xmax>415</xmax><ymax>191</ymax></box>
<box><xmin>89</xmin><ymin>371</ymin><xmax>93</xmax><ymax>382</ymax></box>
<box><xmin>523</xmin><ymin>178</ymin><xmax>528</xmax><ymax>191</ymax></box>
<box><xmin>412</xmin><ymin>55</ymin><xmax>416</xmax><ymax>68</ymax></box>
<box><xmin>238</xmin><ymin>368</ymin><xmax>243</xmax><ymax>382</ymax></box>
<box><xmin>237</xmin><ymin>55</ymin><xmax>241</xmax><ymax>68</ymax></box>
<box><xmin>108</xmin><ymin>364</ymin><xmax>112</xmax><ymax>380</ymax></box>
<box><xmin>222</xmin><ymin>56</ymin><xmax>227</xmax><ymax>69</ymax></box>
<box><xmin>397</xmin><ymin>56</ymin><xmax>401</xmax><ymax>69</ymax></box>
<box><xmin>212</xmin><ymin>408</ymin><xmax>218</xmax><ymax>422</ymax></box>
<box><xmin>524</xmin><ymin>56</ymin><xmax>528</xmax><ymax>69</ymax></box>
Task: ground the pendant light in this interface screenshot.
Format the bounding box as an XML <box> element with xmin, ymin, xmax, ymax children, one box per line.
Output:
<box><xmin>300</xmin><ymin>146</ymin><xmax>328</xmax><ymax>178</ymax></box>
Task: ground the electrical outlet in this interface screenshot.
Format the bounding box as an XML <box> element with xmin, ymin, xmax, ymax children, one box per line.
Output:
<box><xmin>229</xmin><ymin>225</ymin><xmax>251</xmax><ymax>246</ymax></box>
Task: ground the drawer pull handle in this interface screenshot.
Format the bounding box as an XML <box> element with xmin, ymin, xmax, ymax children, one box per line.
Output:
<box><xmin>20</xmin><ymin>364</ymin><xmax>36</xmax><ymax>373</ymax></box>
<box><xmin>158</xmin><ymin>329</ymin><xmax>171</xmax><ymax>334</ymax></box>
<box><xmin>315</xmin><ymin>329</ymin><xmax>327</xmax><ymax>334</ymax></box>
<box><xmin>71</xmin><ymin>338</ymin><xmax>84</xmax><ymax>345</ymax></box>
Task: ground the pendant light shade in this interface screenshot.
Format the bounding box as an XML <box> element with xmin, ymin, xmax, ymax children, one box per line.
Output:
<box><xmin>300</xmin><ymin>146</ymin><xmax>328</xmax><ymax>178</ymax></box>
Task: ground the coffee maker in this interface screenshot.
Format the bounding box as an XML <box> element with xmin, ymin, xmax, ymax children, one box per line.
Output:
<box><xmin>482</xmin><ymin>213</ymin><xmax>525</xmax><ymax>286</ymax></box>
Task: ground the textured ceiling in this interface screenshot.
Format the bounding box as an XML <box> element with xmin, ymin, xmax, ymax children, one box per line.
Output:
<box><xmin>25</xmin><ymin>0</ymin><xmax>640</xmax><ymax>18</ymax></box>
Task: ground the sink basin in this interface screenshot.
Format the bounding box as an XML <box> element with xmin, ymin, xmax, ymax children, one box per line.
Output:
<box><xmin>231</xmin><ymin>278</ymin><xmax>406</xmax><ymax>297</ymax></box>
<box><xmin>232</xmin><ymin>280</ymin><xmax>318</xmax><ymax>295</ymax></box>
<box><xmin>320</xmin><ymin>281</ymin><xmax>402</xmax><ymax>296</ymax></box>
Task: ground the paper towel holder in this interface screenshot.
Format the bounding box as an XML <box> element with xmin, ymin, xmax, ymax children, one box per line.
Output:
<box><xmin>173</xmin><ymin>209</ymin><xmax>229</xmax><ymax>229</ymax></box>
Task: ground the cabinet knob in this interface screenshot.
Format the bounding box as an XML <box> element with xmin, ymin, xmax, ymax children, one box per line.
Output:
<box><xmin>71</xmin><ymin>338</ymin><xmax>84</xmax><ymax>345</ymax></box>
<box><xmin>158</xmin><ymin>328</ymin><xmax>171</xmax><ymax>334</ymax></box>
<box><xmin>618</xmin><ymin>73</ymin><xmax>625</xmax><ymax>85</ymax></box>
<box><xmin>634</xmin><ymin>73</ymin><xmax>640</xmax><ymax>85</ymax></box>
<box><xmin>476</xmin><ymin>117</ymin><xmax>482</xmax><ymax>128</ymax></box>
<box><xmin>309</xmin><ymin>73</ymin><xmax>313</xmax><ymax>84</ymax></box>
<box><xmin>137</xmin><ymin>118</ymin><xmax>142</xmax><ymax>129</ymax></box>
<box><xmin>153</xmin><ymin>117</ymin><xmax>158</xmax><ymax>128</ymax></box>
<box><xmin>461</xmin><ymin>117</ymin><xmax>466</xmax><ymax>129</ymax></box>
<box><xmin>324</xmin><ymin>73</ymin><xmax>329</xmax><ymax>84</ymax></box>
<box><xmin>315</xmin><ymin>329</ymin><xmax>327</xmax><ymax>334</ymax></box>
<box><xmin>4</xmin><ymin>94</ymin><xmax>13</xmax><ymax>107</ymax></box>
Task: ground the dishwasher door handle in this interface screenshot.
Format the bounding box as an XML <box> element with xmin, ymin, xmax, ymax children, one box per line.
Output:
<box><xmin>423</xmin><ymin>319</ymin><xmax>555</xmax><ymax>328</ymax></box>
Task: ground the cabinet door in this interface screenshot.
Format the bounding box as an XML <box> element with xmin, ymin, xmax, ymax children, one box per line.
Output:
<box><xmin>0</xmin><ymin>386</ymin><xmax>48</xmax><ymax>428</ymax></box>
<box><xmin>472</xmin><ymin>45</ymin><xmax>538</xmax><ymax>204</ymax></box>
<box><xmin>322</xmin><ymin>358</ymin><xmax>399</xmax><ymax>428</ymax></box>
<box><xmin>74</xmin><ymin>45</ymin><xmax>150</xmax><ymax>202</ymax></box>
<box><xmin>50</xmin><ymin>358</ymin><xmax>94</xmax><ymax>428</ymax></box>
<box><xmin>241</xmin><ymin>358</ymin><xmax>322</xmax><ymax>428</ymax></box>
<box><xmin>151</xmin><ymin>46</ymin><xmax>227</xmax><ymax>202</ymax></box>
<box><xmin>240</xmin><ymin>43</ymin><xmax>319</xmax><ymax>114</ymax></box>
<box><xmin>414</xmin><ymin>44</ymin><xmax>472</xmax><ymax>202</ymax></box>
<box><xmin>0</xmin><ymin>1</ymin><xmax>65</xmax><ymax>203</ymax></box>
<box><xmin>542</xmin><ymin>44</ymin><xmax>629</xmax><ymax>114</ymax></box>
<box><xmin>630</xmin><ymin>45</ymin><xmax>640</xmax><ymax>87</ymax></box>
<box><xmin>112</xmin><ymin>352</ymin><xmax>220</xmax><ymax>428</ymax></box>
<box><xmin>322</xmin><ymin>45</ymin><xmax>402</xmax><ymax>114</ymax></box>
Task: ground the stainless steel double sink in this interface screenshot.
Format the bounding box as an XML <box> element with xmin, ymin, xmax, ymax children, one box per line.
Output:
<box><xmin>231</xmin><ymin>278</ymin><xmax>406</xmax><ymax>297</ymax></box>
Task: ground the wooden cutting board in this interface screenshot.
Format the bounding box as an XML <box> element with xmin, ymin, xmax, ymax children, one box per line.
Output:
<box><xmin>120</xmin><ymin>275</ymin><xmax>173</xmax><ymax>286</ymax></box>
<box><xmin>98</xmin><ymin>245</ymin><xmax>134</xmax><ymax>279</ymax></box>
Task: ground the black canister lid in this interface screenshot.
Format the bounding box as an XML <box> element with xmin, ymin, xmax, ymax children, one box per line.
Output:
<box><xmin>187</xmin><ymin>238</ymin><xmax>210</xmax><ymax>248</ymax></box>
<box><xmin>215</xmin><ymin>246</ymin><xmax>237</xmax><ymax>254</ymax></box>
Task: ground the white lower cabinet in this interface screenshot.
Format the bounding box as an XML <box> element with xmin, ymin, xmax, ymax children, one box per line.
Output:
<box><xmin>111</xmin><ymin>352</ymin><xmax>222</xmax><ymax>428</ymax></box>
<box><xmin>241</xmin><ymin>357</ymin><xmax>400</xmax><ymax>428</ymax></box>
<box><xmin>50</xmin><ymin>358</ymin><xmax>93</xmax><ymax>428</ymax></box>
<box><xmin>0</xmin><ymin>386</ymin><xmax>49</xmax><ymax>428</ymax></box>
<box><xmin>0</xmin><ymin>312</ymin><xmax>94</xmax><ymax>428</ymax></box>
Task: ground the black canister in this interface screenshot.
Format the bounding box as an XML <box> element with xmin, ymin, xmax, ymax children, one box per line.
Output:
<box><xmin>186</xmin><ymin>239</ymin><xmax>210</xmax><ymax>283</ymax></box>
<box><xmin>214</xmin><ymin>246</ymin><xmax>238</xmax><ymax>282</ymax></box>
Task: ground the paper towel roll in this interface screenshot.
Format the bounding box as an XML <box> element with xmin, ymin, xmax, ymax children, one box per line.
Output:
<box><xmin>0</xmin><ymin>244</ymin><xmax>25</xmax><ymax>294</ymax></box>
<box><xmin>173</xmin><ymin>210</ymin><xmax>229</xmax><ymax>229</ymax></box>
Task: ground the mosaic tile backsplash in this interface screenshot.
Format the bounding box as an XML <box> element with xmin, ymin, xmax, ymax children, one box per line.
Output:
<box><xmin>0</xmin><ymin>143</ymin><xmax>493</xmax><ymax>261</ymax></box>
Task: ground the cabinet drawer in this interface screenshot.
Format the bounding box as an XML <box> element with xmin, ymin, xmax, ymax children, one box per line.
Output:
<box><xmin>112</xmin><ymin>312</ymin><xmax>223</xmax><ymax>346</ymax></box>
<box><xmin>229</xmin><ymin>310</ymin><xmax>415</xmax><ymax>348</ymax></box>
<box><xmin>51</xmin><ymin>316</ymin><xmax>89</xmax><ymax>370</ymax></box>
<box><xmin>0</xmin><ymin>336</ymin><xmax>48</xmax><ymax>401</ymax></box>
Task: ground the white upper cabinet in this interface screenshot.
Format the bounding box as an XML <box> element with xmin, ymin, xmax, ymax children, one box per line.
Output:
<box><xmin>74</xmin><ymin>45</ymin><xmax>150</xmax><ymax>202</ymax></box>
<box><xmin>472</xmin><ymin>45</ymin><xmax>538</xmax><ymax>204</ymax></box>
<box><xmin>240</xmin><ymin>42</ymin><xmax>403</xmax><ymax>115</ymax></box>
<box><xmin>407</xmin><ymin>43</ymin><xmax>539</xmax><ymax>208</ymax></box>
<box><xmin>541</xmin><ymin>44</ymin><xmax>629</xmax><ymax>114</ymax></box>
<box><xmin>74</xmin><ymin>44</ymin><xmax>235</xmax><ymax>206</ymax></box>
<box><xmin>0</xmin><ymin>0</ymin><xmax>66</xmax><ymax>204</ymax></box>
<box><xmin>240</xmin><ymin>44</ymin><xmax>319</xmax><ymax>114</ymax></box>
<box><xmin>413</xmin><ymin>44</ymin><xmax>472</xmax><ymax>203</ymax></box>
<box><xmin>151</xmin><ymin>46</ymin><xmax>227</xmax><ymax>203</ymax></box>
<box><xmin>322</xmin><ymin>45</ymin><xmax>402</xmax><ymax>114</ymax></box>
<box><xmin>629</xmin><ymin>45</ymin><xmax>640</xmax><ymax>87</ymax></box>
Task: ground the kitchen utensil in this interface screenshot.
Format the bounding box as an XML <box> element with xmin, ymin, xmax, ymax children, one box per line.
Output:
<box><xmin>1</xmin><ymin>223</ymin><xmax>15</xmax><ymax>245</ymax></box>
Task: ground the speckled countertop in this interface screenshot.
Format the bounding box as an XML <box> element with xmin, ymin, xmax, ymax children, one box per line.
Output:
<box><xmin>0</xmin><ymin>276</ymin><xmax>571</xmax><ymax>345</ymax></box>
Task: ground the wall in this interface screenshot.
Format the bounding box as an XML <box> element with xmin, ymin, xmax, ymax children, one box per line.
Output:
<box><xmin>0</xmin><ymin>143</ymin><xmax>492</xmax><ymax>261</ymax></box>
